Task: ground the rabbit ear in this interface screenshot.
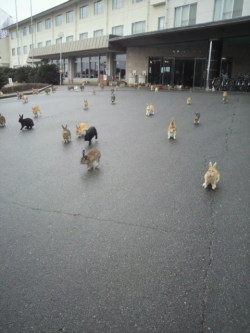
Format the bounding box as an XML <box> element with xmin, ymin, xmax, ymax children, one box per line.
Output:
<box><xmin>82</xmin><ymin>150</ymin><xmax>85</xmax><ymax>157</ymax></box>
<box><xmin>213</xmin><ymin>162</ymin><xmax>217</xmax><ymax>168</ymax></box>
<box><xmin>209</xmin><ymin>162</ymin><xmax>212</xmax><ymax>167</ymax></box>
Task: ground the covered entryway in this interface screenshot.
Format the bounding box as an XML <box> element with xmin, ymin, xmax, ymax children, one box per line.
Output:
<box><xmin>148</xmin><ymin>57</ymin><xmax>206</xmax><ymax>88</ymax></box>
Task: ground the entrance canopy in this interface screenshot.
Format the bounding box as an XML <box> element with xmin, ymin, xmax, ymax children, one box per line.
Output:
<box><xmin>109</xmin><ymin>16</ymin><xmax>250</xmax><ymax>48</ymax></box>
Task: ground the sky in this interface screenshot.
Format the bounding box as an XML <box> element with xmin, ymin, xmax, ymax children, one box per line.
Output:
<box><xmin>0</xmin><ymin>0</ymin><xmax>68</xmax><ymax>22</ymax></box>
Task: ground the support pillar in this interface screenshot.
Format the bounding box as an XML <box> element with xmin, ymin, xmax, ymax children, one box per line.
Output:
<box><xmin>206</xmin><ymin>39</ymin><xmax>222</xmax><ymax>90</ymax></box>
<box><xmin>68</xmin><ymin>57</ymin><xmax>75</xmax><ymax>84</ymax></box>
<box><xmin>106</xmin><ymin>53</ymin><xmax>115</xmax><ymax>79</ymax></box>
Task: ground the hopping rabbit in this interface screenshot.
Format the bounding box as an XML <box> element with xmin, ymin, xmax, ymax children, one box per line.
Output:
<box><xmin>76</xmin><ymin>123</ymin><xmax>88</xmax><ymax>138</ymax></box>
<box><xmin>194</xmin><ymin>112</ymin><xmax>200</xmax><ymax>124</ymax></box>
<box><xmin>146</xmin><ymin>104</ymin><xmax>154</xmax><ymax>116</ymax></box>
<box><xmin>80</xmin><ymin>149</ymin><xmax>101</xmax><ymax>171</ymax></box>
<box><xmin>0</xmin><ymin>113</ymin><xmax>6</xmax><ymax>127</ymax></box>
<box><xmin>83</xmin><ymin>100</ymin><xmax>89</xmax><ymax>110</ymax></box>
<box><xmin>62</xmin><ymin>125</ymin><xmax>71</xmax><ymax>143</ymax></box>
<box><xmin>19</xmin><ymin>114</ymin><xmax>34</xmax><ymax>130</ymax></box>
<box><xmin>202</xmin><ymin>162</ymin><xmax>220</xmax><ymax>190</ymax></box>
<box><xmin>22</xmin><ymin>95</ymin><xmax>29</xmax><ymax>103</ymax></box>
<box><xmin>167</xmin><ymin>119</ymin><xmax>177</xmax><ymax>139</ymax></box>
<box><xmin>187</xmin><ymin>97</ymin><xmax>192</xmax><ymax>105</ymax></box>
<box><xmin>83</xmin><ymin>126</ymin><xmax>98</xmax><ymax>146</ymax></box>
<box><xmin>32</xmin><ymin>106</ymin><xmax>41</xmax><ymax>118</ymax></box>
<box><xmin>222</xmin><ymin>91</ymin><xmax>228</xmax><ymax>104</ymax></box>
<box><xmin>111</xmin><ymin>94</ymin><xmax>116</xmax><ymax>104</ymax></box>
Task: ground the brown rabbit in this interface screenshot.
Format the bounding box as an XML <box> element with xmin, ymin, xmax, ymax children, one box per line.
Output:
<box><xmin>187</xmin><ymin>97</ymin><xmax>192</xmax><ymax>105</ymax></box>
<box><xmin>0</xmin><ymin>113</ymin><xmax>6</xmax><ymax>126</ymax></box>
<box><xmin>194</xmin><ymin>112</ymin><xmax>200</xmax><ymax>124</ymax></box>
<box><xmin>83</xmin><ymin>100</ymin><xmax>89</xmax><ymax>110</ymax></box>
<box><xmin>222</xmin><ymin>91</ymin><xmax>228</xmax><ymax>104</ymax></box>
<box><xmin>202</xmin><ymin>162</ymin><xmax>220</xmax><ymax>190</ymax></box>
<box><xmin>62</xmin><ymin>125</ymin><xmax>71</xmax><ymax>143</ymax></box>
<box><xmin>168</xmin><ymin>118</ymin><xmax>177</xmax><ymax>139</ymax></box>
<box><xmin>32</xmin><ymin>106</ymin><xmax>41</xmax><ymax>118</ymax></box>
<box><xmin>80</xmin><ymin>149</ymin><xmax>101</xmax><ymax>171</ymax></box>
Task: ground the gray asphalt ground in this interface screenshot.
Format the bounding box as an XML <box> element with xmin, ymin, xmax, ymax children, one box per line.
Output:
<box><xmin>0</xmin><ymin>86</ymin><xmax>249</xmax><ymax>333</ymax></box>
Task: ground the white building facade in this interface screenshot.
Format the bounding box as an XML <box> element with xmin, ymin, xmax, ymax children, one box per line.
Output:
<box><xmin>2</xmin><ymin>0</ymin><xmax>250</xmax><ymax>87</ymax></box>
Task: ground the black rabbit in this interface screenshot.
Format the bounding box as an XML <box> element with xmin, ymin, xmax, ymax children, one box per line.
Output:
<box><xmin>18</xmin><ymin>114</ymin><xmax>34</xmax><ymax>130</ymax></box>
<box><xmin>84</xmin><ymin>126</ymin><xmax>98</xmax><ymax>146</ymax></box>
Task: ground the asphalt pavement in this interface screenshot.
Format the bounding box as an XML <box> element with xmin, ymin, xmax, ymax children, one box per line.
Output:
<box><xmin>0</xmin><ymin>86</ymin><xmax>249</xmax><ymax>333</ymax></box>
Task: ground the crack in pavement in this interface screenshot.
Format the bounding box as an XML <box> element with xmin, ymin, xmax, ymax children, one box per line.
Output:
<box><xmin>1</xmin><ymin>200</ymin><xmax>181</xmax><ymax>235</ymax></box>
<box><xmin>200</xmin><ymin>194</ymin><xmax>217</xmax><ymax>332</ymax></box>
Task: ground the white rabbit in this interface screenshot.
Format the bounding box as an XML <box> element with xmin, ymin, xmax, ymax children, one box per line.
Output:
<box><xmin>146</xmin><ymin>104</ymin><xmax>154</xmax><ymax>116</ymax></box>
<box><xmin>22</xmin><ymin>95</ymin><xmax>29</xmax><ymax>103</ymax></box>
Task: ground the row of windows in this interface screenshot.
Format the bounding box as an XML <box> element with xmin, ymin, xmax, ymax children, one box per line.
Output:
<box><xmin>10</xmin><ymin>0</ymin><xmax>243</xmax><ymax>40</ymax></box>
<box><xmin>11</xmin><ymin>19</ymin><xmax>158</xmax><ymax>56</ymax></box>
<box><xmin>11</xmin><ymin>0</ymin><xmax>145</xmax><ymax>38</ymax></box>
<box><xmin>11</xmin><ymin>17</ymin><xmax>166</xmax><ymax>45</ymax></box>
<box><xmin>174</xmin><ymin>0</ymin><xmax>243</xmax><ymax>27</ymax></box>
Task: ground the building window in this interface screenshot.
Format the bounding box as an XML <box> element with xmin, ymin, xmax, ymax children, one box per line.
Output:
<box><xmin>80</xmin><ymin>5</ymin><xmax>88</xmax><ymax>18</ymax></box>
<box><xmin>66</xmin><ymin>11</ymin><xmax>74</xmax><ymax>23</ymax></box>
<box><xmin>66</xmin><ymin>35</ymin><xmax>74</xmax><ymax>42</ymax></box>
<box><xmin>11</xmin><ymin>31</ymin><xmax>16</xmax><ymax>39</ymax></box>
<box><xmin>12</xmin><ymin>48</ymin><xmax>15</xmax><ymax>56</ymax></box>
<box><xmin>115</xmin><ymin>54</ymin><xmax>126</xmax><ymax>80</ymax></box>
<box><xmin>56</xmin><ymin>38</ymin><xmax>62</xmax><ymax>44</ymax></box>
<box><xmin>30</xmin><ymin>44</ymin><xmax>34</xmax><ymax>50</ymax></box>
<box><xmin>174</xmin><ymin>3</ymin><xmax>197</xmax><ymax>27</ymax></box>
<box><xmin>17</xmin><ymin>47</ymin><xmax>20</xmax><ymax>55</ymax></box>
<box><xmin>45</xmin><ymin>18</ymin><xmax>51</xmax><ymax>29</ymax></box>
<box><xmin>94</xmin><ymin>0</ymin><xmax>104</xmax><ymax>15</ymax></box>
<box><xmin>29</xmin><ymin>25</ymin><xmax>33</xmax><ymax>34</ymax></box>
<box><xmin>90</xmin><ymin>56</ymin><xmax>99</xmax><ymax>78</ymax></box>
<box><xmin>132</xmin><ymin>21</ymin><xmax>146</xmax><ymax>34</ymax></box>
<box><xmin>55</xmin><ymin>14</ymin><xmax>62</xmax><ymax>26</ymax></box>
<box><xmin>23</xmin><ymin>26</ymin><xmax>27</xmax><ymax>36</ymax></box>
<box><xmin>37</xmin><ymin>21</ymin><xmax>42</xmax><ymax>32</ymax></box>
<box><xmin>23</xmin><ymin>45</ymin><xmax>28</xmax><ymax>54</ymax></box>
<box><xmin>38</xmin><ymin>42</ymin><xmax>43</xmax><ymax>48</ymax></box>
<box><xmin>158</xmin><ymin>16</ymin><xmax>165</xmax><ymax>30</ymax></box>
<box><xmin>112</xmin><ymin>0</ymin><xmax>123</xmax><ymax>9</ymax></box>
<box><xmin>46</xmin><ymin>40</ymin><xmax>51</xmax><ymax>46</ymax></box>
<box><xmin>213</xmin><ymin>0</ymin><xmax>243</xmax><ymax>21</ymax></box>
<box><xmin>80</xmin><ymin>32</ymin><xmax>88</xmax><ymax>39</ymax></box>
<box><xmin>133</xmin><ymin>0</ymin><xmax>143</xmax><ymax>3</ymax></box>
<box><xmin>81</xmin><ymin>57</ymin><xmax>90</xmax><ymax>78</ymax></box>
<box><xmin>112</xmin><ymin>25</ymin><xmax>124</xmax><ymax>36</ymax></box>
<box><xmin>94</xmin><ymin>29</ymin><xmax>103</xmax><ymax>37</ymax></box>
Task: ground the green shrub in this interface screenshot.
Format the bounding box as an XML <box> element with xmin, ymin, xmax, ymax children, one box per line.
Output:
<box><xmin>36</xmin><ymin>64</ymin><xmax>59</xmax><ymax>84</ymax></box>
<box><xmin>0</xmin><ymin>64</ymin><xmax>60</xmax><ymax>90</ymax></box>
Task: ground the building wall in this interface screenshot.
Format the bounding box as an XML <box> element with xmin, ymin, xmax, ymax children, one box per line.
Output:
<box><xmin>4</xmin><ymin>0</ymin><xmax>250</xmax><ymax>74</ymax></box>
<box><xmin>0</xmin><ymin>38</ymin><xmax>10</xmax><ymax>67</ymax></box>
<box><xmin>126</xmin><ymin>41</ymin><xmax>209</xmax><ymax>79</ymax></box>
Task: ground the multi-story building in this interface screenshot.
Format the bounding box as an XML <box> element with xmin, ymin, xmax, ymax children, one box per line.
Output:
<box><xmin>1</xmin><ymin>0</ymin><xmax>250</xmax><ymax>88</ymax></box>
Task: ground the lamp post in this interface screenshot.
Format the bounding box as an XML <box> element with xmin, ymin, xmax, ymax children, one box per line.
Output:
<box><xmin>58</xmin><ymin>32</ymin><xmax>64</xmax><ymax>85</ymax></box>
